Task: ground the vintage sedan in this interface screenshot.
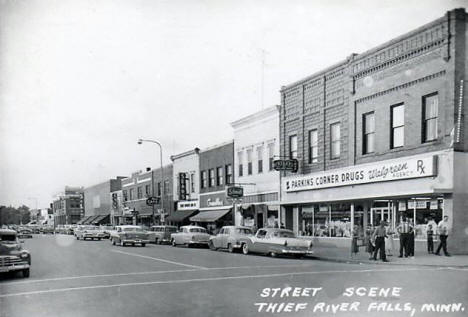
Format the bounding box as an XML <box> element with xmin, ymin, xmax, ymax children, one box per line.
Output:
<box><xmin>147</xmin><ymin>225</ymin><xmax>178</xmax><ymax>244</ymax></box>
<box><xmin>240</xmin><ymin>228</ymin><xmax>313</xmax><ymax>258</ymax></box>
<box><xmin>17</xmin><ymin>227</ymin><xmax>33</xmax><ymax>239</ymax></box>
<box><xmin>111</xmin><ymin>225</ymin><xmax>149</xmax><ymax>247</ymax></box>
<box><xmin>75</xmin><ymin>225</ymin><xmax>106</xmax><ymax>240</ymax></box>
<box><xmin>0</xmin><ymin>229</ymin><xmax>31</xmax><ymax>278</ymax></box>
<box><xmin>170</xmin><ymin>225</ymin><xmax>211</xmax><ymax>247</ymax></box>
<box><xmin>209</xmin><ymin>226</ymin><xmax>253</xmax><ymax>253</ymax></box>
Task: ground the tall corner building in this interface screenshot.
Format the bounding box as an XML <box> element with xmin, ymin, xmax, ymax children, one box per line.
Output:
<box><xmin>279</xmin><ymin>8</ymin><xmax>468</xmax><ymax>254</ymax></box>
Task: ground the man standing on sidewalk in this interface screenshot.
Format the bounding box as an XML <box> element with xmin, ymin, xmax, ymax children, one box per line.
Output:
<box><xmin>372</xmin><ymin>221</ymin><xmax>389</xmax><ymax>262</ymax></box>
<box><xmin>435</xmin><ymin>215</ymin><xmax>451</xmax><ymax>256</ymax></box>
<box><xmin>397</xmin><ymin>216</ymin><xmax>412</xmax><ymax>258</ymax></box>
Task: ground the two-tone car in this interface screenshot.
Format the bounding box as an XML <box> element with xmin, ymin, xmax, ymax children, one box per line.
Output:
<box><xmin>240</xmin><ymin>228</ymin><xmax>313</xmax><ymax>258</ymax></box>
<box><xmin>0</xmin><ymin>229</ymin><xmax>31</xmax><ymax>278</ymax></box>
<box><xmin>110</xmin><ymin>225</ymin><xmax>149</xmax><ymax>247</ymax></box>
<box><xmin>147</xmin><ymin>225</ymin><xmax>178</xmax><ymax>244</ymax></box>
<box><xmin>75</xmin><ymin>225</ymin><xmax>106</xmax><ymax>241</ymax></box>
<box><xmin>209</xmin><ymin>226</ymin><xmax>253</xmax><ymax>253</ymax></box>
<box><xmin>170</xmin><ymin>225</ymin><xmax>211</xmax><ymax>247</ymax></box>
<box><xmin>17</xmin><ymin>227</ymin><xmax>33</xmax><ymax>239</ymax></box>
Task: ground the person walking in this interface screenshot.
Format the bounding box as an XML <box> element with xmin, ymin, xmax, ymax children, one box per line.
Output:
<box><xmin>397</xmin><ymin>216</ymin><xmax>412</xmax><ymax>258</ymax></box>
<box><xmin>385</xmin><ymin>224</ymin><xmax>395</xmax><ymax>256</ymax></box>
<box><xmin>365</xmin><ymin>225</ymin><xmax>375</xmax><ymax>260</ymax></box>
<box><xmin>426</xmin><ymin>224</ymin><xmax>434</xmax><ymax>254</ymax></box>
<box><xmin>372</xmin><ymin>221</ymin><xmax>389</xmax><ymax>262</ymax></box>
<box><xmin>435</xmin><ymin>215</ymin><xmax>451</xmax><ymax>256</ymax></box>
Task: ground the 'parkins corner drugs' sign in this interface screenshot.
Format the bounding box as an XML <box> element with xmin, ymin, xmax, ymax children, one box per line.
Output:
<box><xmin>283</xmin><ymin>155</ymin><xmax>437</xmax><ymax>192</ymax></box>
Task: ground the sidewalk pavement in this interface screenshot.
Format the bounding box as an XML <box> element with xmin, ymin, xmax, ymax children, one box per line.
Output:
<box><xmin>311</xmin><ymin>246</ymin><xmax>468</xmax><ymax>268</ymax></box>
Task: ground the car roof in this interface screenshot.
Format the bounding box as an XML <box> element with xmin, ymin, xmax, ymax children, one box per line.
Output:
<box><xmin>0</xmin><ymin>229</ymin><xmax>17</xmax><ymax>235</ymax></box>
<box><xmin>222</xmin><ymin>226</ymin><xmax>251</xmax><ymax>230</ymax></box>
<box><xmin>120</xmin><ymin>225</ymin><xmax>142</xmax><ymax>229</ymax></box>
<box><xmin>151</xmin><ymin>225</ymin><xmax>177</xmax><ymax>228</ymax></box>
<box><xmin>258</xmin><ymin>228</ymin><xmax>293</xmax><ymax>233</ymax></box>
<box><xmin>181</xmin><ymin>225</ymin><xmax>205</xmax><ymax>229</ymax></box>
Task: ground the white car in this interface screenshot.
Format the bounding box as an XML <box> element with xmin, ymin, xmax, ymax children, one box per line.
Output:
<box><xmin>75</xmin><ymin>225</ymin><xmax>106</xmax><ymax>241</ymax></box>
<box><xmin>110</xmin><ymin>225</ymin><xmax>150</xmax><ymax>247</ymax></box>
<box><xmin>170</xmin><ymin>225</ymin><xmax>211</xmax><ymax>247</ymax></box>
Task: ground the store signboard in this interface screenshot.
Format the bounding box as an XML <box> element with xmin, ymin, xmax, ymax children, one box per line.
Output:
<box><xmin>283</xmin><ymin>155</ymin><xmax>437</xmax><ymax>192</ymax></box>
<box><xmin>398</xmin><ymin>201</ymin><xmax>407</xmax><ymax>211</ymax></box>
<box><xmin>430</xmin><ymin>200</ymin><xmax>439</xmax><ymax>210</ymax></box>
<box><xmin>177</xmin><ymin>200</ymin><xmax>199</xmax><ymax>211</ymax></box>
<box><xmin>408</xmin><ymin>200</ymin><xmax>428</xmax><ymax>209</ymax></box>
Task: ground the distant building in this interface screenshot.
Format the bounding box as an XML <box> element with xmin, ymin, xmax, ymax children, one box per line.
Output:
<box><xmin>52</xmin><ymin>186</ymin><xmax>84</xmax><ymax>225</ymax></box>
<box><xmin>80</xmin><ymin>177</ymin><xmax>125</xmax><ymax>225</ymax></box>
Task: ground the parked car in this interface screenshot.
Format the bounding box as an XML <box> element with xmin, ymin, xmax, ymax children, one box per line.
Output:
<box><xmin>209</xmin><ymin>226</ymin><xmax>253</xmax><ymax>253</ymax></box>
<box><xmin>0</xmin><ymin>229</ymin><xmax>31</xmax><ymax>277</ymax></box>
<box><xmin>147</xmin><ymin>225</ymin><xmax>178</xmax><ymax>244</ymax></box>
<box><xmin>17</xmin><ymin>228</ymin><xmax>33</xmax><ymax>239</ymax></box>
<box><xmin>99</xmin><ymin>225</ymin><xmax>114</xmax><ymax>239</ymax></box>
<box><xmin>240</xmin><ymin>228</ymin><xmax>313</xmax><ymax>258</ymax></box>
<box><xmin>170</xmin><ymin>225</ymin><xmax>211</xmax><ymax>247</ymax></box>
<box><xmin>75</xmin><ymin>225</ymin><xmax>106</xmax><ymax>240</ymax></box>
<box><xmin>110</xmin><ymin>225</ymin><xmax>149</xmax><ymax>247</ymax></box>
<box><xmin>40</xmin><ymin>226</ymin><xmax>55</xmax><ymax>234</ymax></box>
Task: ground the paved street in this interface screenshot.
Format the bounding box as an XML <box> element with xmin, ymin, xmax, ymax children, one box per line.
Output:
<box><xmin>0</xmin><ymin>235</ymin><xmax>467</xmax><ymax>317</ymax></box>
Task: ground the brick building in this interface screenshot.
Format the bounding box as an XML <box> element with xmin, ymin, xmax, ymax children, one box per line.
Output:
<box><xmin>121</xmin><ymin>165</ymin><xmax>173</xmax><ymax>227</ymax></box>
<box><xmin>52</xmin><ymin>186</ymin><xmax>84</xmax><ymax>225</ymax></box>
<box><xmin>191</xmin><ymin>141</ymin><xmax>234</xmax><ymax>232</ymax></box>
<box><xmin>280</xmin><ymin>8</ymin><xmax>468</xmax><ymax>254</ymax></box>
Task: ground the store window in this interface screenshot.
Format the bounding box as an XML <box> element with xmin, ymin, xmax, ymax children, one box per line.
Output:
<box><xmin>247</xmin><ymin>149</ymin><xmax>253</xmax><ymax>175</ymax></box>
<box><xmin>225</xmin><ymin>164</ymin><xmax>232</xmax><ymax>185</ymax></box>
<box><xmin>216</xmin><ymin>166</ymin><xmax>223</xmax><ymax>186</ymax></box>
<box><xmin>422</xmin><ymin>93</ymin><xmax>438</xmax><ymax>142</ymax></box>
<box><xmin>363</xmin><ymin>112</ymin><xmax>375</xmax><ymax>154</ymax></box>
<box><xmin>308</xmin><ymin>129</ymin><xmax>318</xmax><ymax>163</ymax></box>
<box><xmin>391</xmin><ymin>104</ymin><xmax>405</xmax><ymax>148</ymax></box>
<box><xmin>237</xmin><ymin>151</ymin><xmax>243</xmax><ymax>177</ymax></box>
<box><xmin>398</xmin><ymin>199</ymin><xmax>443</xmax><ymax>240</ymax></box>
<box><xmin>209</xmin><ymin>169</ymin><xmax>215</xmax><ymax>187</ymax></box>
<box><xmin>289</xmin><ymin>135</ymin><xmax>297</xmax><ymax>159</ymax></box>
<box><xmin>298</xmin><ymin>204</ymin><xmax>352</xmax><ymax>238</ymax></box>
<box><xmin>257</xmin><ymin>146</ymin><xmax>263</xmax><ymax>173</ymax></box>
<box><xmin>330</xmin><ymin>123</ymin><xmax>341</xmax><ymax>159</ymax></box>
<box><xmin>201</xmin><ymin>170</ymin><xmax>207</xmax><ymax>189</ymax></box>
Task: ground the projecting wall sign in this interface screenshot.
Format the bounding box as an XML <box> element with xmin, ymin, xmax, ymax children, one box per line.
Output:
<box><xmin>283</xmin><ymin>155</ymin><xmax>437</xmax><ymax>192</ymax></box>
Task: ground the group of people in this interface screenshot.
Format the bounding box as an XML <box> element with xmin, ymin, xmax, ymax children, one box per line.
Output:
<box><xmin>355</xmin><ymin>215</ymin><xmax>451</xmax><ymax>262</ymax></box>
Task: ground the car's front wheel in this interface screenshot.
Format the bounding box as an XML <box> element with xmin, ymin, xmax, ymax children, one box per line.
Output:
<box><xmin>112</xmin><ymin>239</ymin><xmax>116</xmax><ymax>245</ymax></box>
<box><xmin>141</xmin><ymin>243</ymin><xmax>146</xmax><ymax>247</ymax></box>
<box><xmin>208</xmin><ymin>240</ymin><xmax>216</xmax><ymax>251</ymax></box>
<box><xmin>22</xmin><ymin>268</ymin><xmax>30</xmax><ymax>278</ymax></box>
<box><xmin>228</xmin><ymin>243</ymin><xmax>234</xmax><ymax>253</ymax></box>
<box><xmin>242</xmin><ymin>243</ymin><xmax>249</xmax><ymax>255</ymax></box>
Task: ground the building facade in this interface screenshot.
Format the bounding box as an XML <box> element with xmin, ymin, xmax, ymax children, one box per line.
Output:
<box><xmin>280</xmin><ymin>8</ymin><xmax>468</xmax><ymax>254</ymax></box>
<box><xmin>121</xmin><ymin>165</ymin><xmax>173</xmax><ymax>227</ymax></box>
<box><xmin>231</xmin><ymin>105</ymin><xmax>281</xmax><ymax>229</ymax></box>
<box><xmin>81</xmin><ymin>177</ymin><xmax>125</xmax><ymax>225</ymax></box>
<box><xmin>52</xmin><ymin>186</ymin><xmax>84</xmax><ymax>225</ymax></box>
<box><xmin>167</xmin><ymin>148</ymin><xmax>200</xmax><ymax>226</ymax></box>
<box><xmin>191</xmin><ymin>141</ymin><xmax>234</xmax><ymax>233</ymax></box>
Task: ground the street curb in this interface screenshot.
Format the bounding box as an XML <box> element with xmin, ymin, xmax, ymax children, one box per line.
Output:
<box><xmin>311</xmin><ymin>255</ymin><xmax>468</xmax><ymax>268</ymax></box>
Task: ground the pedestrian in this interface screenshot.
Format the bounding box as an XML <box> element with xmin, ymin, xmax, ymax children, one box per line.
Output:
<box><xmin>408</xmin><ymin>221</ymin><xmax>415</xmax><ymax>257</ymax></box>
<box><xmin>426</xmin><ymin>224</ymin><xmax>434</xmax><ymax>254</ymax></box>
<box><xmin>435</xmin><ymin>215</ymin><xmax>451</xmax><ymax>256</ymax></box>
<box><xmin>364</xmin><ymin>225</ymin><xmax>375</xmax><ymax>260</ymax></box>
<box><xmin>372</xmin><ymin>221</ymin><xmax>389</xmax><ymax>262</ymax></box>
<box><xmin>397</xmin><ymin>216</ymin><xmax>412</xmax><ymax>258</ymax></box>
<box><xmin>385</xmin><ymin>224</ymin><xmax>394</xmax><ymax>256</ymax></box>
<box><xmin>351</xmin><ymin>225</ymin><xmax>359</xmax><ymax>258</ymax></box>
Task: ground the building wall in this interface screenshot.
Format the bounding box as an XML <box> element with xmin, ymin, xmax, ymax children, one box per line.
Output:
<box><xmin>171</xmin><ymin>149</ymin><xmax>200</xmax><ymax>205</ymax></box>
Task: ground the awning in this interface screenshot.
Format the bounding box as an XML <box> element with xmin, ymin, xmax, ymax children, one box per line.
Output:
<box><xmin>92</xmin><ymin>215</ymin><xmax>110</xmax><ymax>225</ymax></box>
<box><xmin>165</xmin><ymin>210</ymin><xmax>198</xmax><ymax>222</ymax></box>
<box><xmin>83</xmin><ymin>215</ymin><xmax>99</xmax><ymax>224</ymax></box>
<box><xmin>77</xmin><ymin>216</ymin><xmax>92</xmax><ymax>225</ymax></box>
<box><xmin>189</xmin><ymin>208</ymin><xmax>231</xmax><ymax>223</ymax></box>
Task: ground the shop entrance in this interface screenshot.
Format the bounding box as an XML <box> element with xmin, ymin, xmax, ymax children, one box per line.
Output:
<box><xmin>370</xmin><ymin>202</ymin><xmax>396</xmax><ymax>228</ymax></box>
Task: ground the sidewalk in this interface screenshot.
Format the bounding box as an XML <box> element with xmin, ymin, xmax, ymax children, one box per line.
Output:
<box><xmin>311</xmin><ymin>245</ymin><xmax>468</xmax><ymax>267</ymax></box>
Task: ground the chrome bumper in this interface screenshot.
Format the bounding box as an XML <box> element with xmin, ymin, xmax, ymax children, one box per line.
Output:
<box><xmin>0</xmin><ymin>264</ymin><xmax>30</xmax><ymax>272</ymax></box>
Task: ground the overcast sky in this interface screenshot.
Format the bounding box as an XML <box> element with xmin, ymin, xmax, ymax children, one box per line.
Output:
<box><xmin>0</xmin><ymin>0</ymin><xmax>465</xmax><ymax>209</ymax></box>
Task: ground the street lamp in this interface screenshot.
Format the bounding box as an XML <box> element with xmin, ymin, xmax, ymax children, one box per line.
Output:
<box><xmin>137</xmin><ymin>138</ymin><xmax>164</xmax><ymax>226</ymax></box>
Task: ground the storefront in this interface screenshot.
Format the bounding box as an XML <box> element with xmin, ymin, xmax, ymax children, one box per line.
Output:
<box><xmin>240</xmin><ymin>203</ymin><xmax>280</xmax><ymax>229</ymax></box>
<box><xmin>281</xmin><ymin>150</ymin><xmax>460</xmax><ymax>250</ymax></box>
<box><xmin>166</xmin><ymin>201</ymin><xmax>199</xmax><ymax>227</ymax></box>
<box><xmin>197</xmin><ymin>191</ymin><xmax>233</xmax><ymax>233</ymax></box>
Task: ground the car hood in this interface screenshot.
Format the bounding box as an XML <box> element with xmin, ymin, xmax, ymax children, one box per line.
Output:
<box><xmin>0</xmin><ymin>243</ymin><xmax>23</xmax><ymax>254</ymax></box>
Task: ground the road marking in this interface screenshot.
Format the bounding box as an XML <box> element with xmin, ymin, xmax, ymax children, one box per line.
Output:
<box><xmin>110</xmin><ymin>249</ymin><xmax>208</xmax><ymax>269</ymax></box>
<box><xmin>0</xmin><ymin>267</ymin><xmax>438</xmax><ymax>298</ymax></box>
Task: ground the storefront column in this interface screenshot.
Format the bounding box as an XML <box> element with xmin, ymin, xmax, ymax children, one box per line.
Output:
<box><xmin>293</xmin><ymin>207</ymin><xmax>299</xmax><ymax>234</ymax></box>
<box><xmin>363</xmin><ymin>202</ymin><xmax>369</xmax><ymax>229</ymax></box>
<box><xmin>350</xmin><ymin>203</ymin><xmax>355</xmax><ymax>234</ymax></box>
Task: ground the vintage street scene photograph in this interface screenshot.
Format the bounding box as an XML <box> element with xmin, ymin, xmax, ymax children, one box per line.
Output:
<box><xmin>1</xmin><ymin>0</ymin><xmax>467</xmax><ymax>316</ymax></box>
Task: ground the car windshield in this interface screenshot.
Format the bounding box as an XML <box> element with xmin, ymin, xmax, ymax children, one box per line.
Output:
<box><xmin>235</xmin><ymin>228</ymin><xmax>252</xmax><ymax>235</ymax></box>
<box><xmin>83</xmin><ymin>226</ymin><xmax>97</xmax><ymax>230</ymax></box>
<box><xmin>123</xmin><ymin>227</ymin><xmax>144</xmax><ymax>232</ymax></box>
<box><xmin>166</xmin><ymin>227</ymin><xmax>177</xmax><ymax>232</ymax></box>
<box><xmin>272</xmin><ymin>231</ymin><xmax>296</xmax><ymax>238</ymax></box>
<box><xmin>189</xmin><ymin>228</ymin><xmax>207</xmax><ymax>233</ymax></box>
<box><xmin>0</xmin><ymin>234</ymin><xmax>17</xmax><ymax>243</ymax></box>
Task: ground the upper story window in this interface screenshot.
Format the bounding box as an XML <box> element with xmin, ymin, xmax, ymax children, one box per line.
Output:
<box><xmin>422</xmin><ymin>93</ymin><xmax>438</xmax><ymax>142</ymax></box>
<box><xmin>363</xmin><ymin>112</ymin><xmax>375</xmax><ymax>154</ymax></box>
<box><xmin>208</xmin><ymin>169</ymin><xmax>215</xmax><ymax>187</ymax></box>
<box><xmin>391</xmin><ymin>104</ymin><xmax>405</xmax><ymax>149</ymax></box>
<box><xmin>247</xmin><ymin>149</ymin><xmax>253</xmax><ymax>175</ymax></box>
<box><xmin>216</xmin><ymin>166</ymin><xmax>223</xmax><ymax>186</ymax></box>
<box><xmin>164</xmin><ymin>180</ymin><xmax>169</xmax><ymax>195</ymax></box>
<box><xmin>137</xmin><ymin>186</ymin><xmax>143</xmax><ymax>199</ymax></box>
<box><xmin>129</xmin><ymin>188</ymin><xmax>134</xmax><ymax>200</ymax></box>
<box><xmin>225</xmin><ymin>164</ymin><xmax>232</xmax><ymax>185</ymax></box>
<box><xmin>308</xmin><ymin>129</ymin><xmax>318</xmax><ymax>163</ymax></box>
<box><xmin>145</xmin><ymin>184</ymin><xmax>151</xmax><ymax>196</ymax></box>
<box><xmin>237</xmin><ymin>151</ymin><xmax>243</xmax><ymax>177</ymax></box>
<box><xmin>268</xmin><ymin>143</ymin><xmax>275</xmax><ymax>171</ymax></box>
<box><xmin>190</xmin><ymin>172</ymin><xmax>195</xmax><ymax>193</ymax></box>
<box><xmin>201</xmin><ymin>170</ymin><xmax>207</xmax><ymax>189</ymax></box>
<box><xmin>123</xmin><ymin>190</ymin><xmax>128</xmax><ymax>202</ymax></box>
<box><xmin>157</xmin><ymin>182</ymin><xmax>161</xmax><ymax>196</ymax></box>
<box><xmin>257</xmin><ymin>146</ymin><xmax>263</xmax><ymax>173</ymax></box>
<box><xmin>289</xmin><ymin>135</ymin><xmax>297</xmax><ymax>159</ymax></box>
<box><xmin>330</xmin><ymin>123</ymin><xmax>341</xmax><ymax>159</ymax></box>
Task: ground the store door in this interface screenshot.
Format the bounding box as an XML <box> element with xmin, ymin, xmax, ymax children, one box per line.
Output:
<box><xmin>370</xmin><ymin>206</ymin><xmax>395</xmax><ymax>227</ymax></box>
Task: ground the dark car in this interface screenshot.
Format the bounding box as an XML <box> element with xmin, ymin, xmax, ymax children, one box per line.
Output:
<box><xmin>0</xmin><ymin>229</ymin><xmax>31</xmax><ymax>278</ymax></box>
